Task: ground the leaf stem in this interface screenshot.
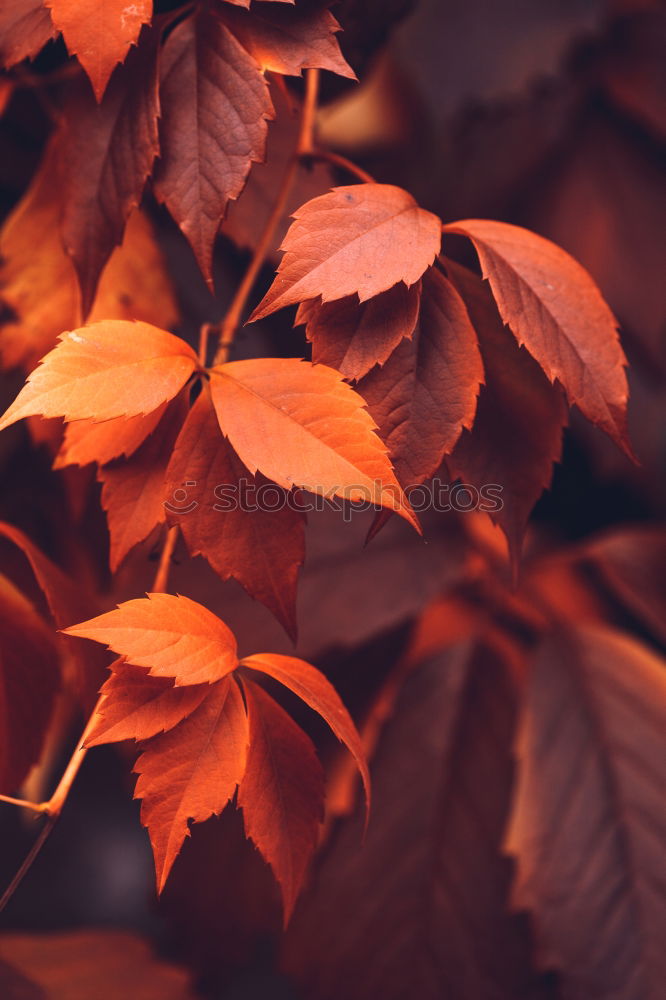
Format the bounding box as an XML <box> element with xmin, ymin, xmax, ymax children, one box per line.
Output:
<box><xmin>304</xmin><ymin>148</ymin><xmax>376</xmax><ymax>184</ymax></box>
<box><xmin>151</xmin><ymin>524</ymin><xmax>179</xmax><ymax>594</ymax></box>
<box><xmin>211</xmin><ymin>68</ymin><xmax>321</xmax><ymax>366</ymax></box>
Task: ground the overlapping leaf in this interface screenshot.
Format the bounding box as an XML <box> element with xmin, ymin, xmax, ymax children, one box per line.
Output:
<box><xmin>46</xmin><ymin>0</ymin><xmax>152</xmax><ymax>100</ymax></box>
<box><xmin>444</xmin><ymin>219</ymin><xmax>631</xmax><ymax>454</ymax></box>
<box><xmin>0</xmin><ymin>0</ymin><xmax>56</xmax><ymax>68</ymax></box>
<box><xmin>250</xmin><ymin>184</ymin><xmax>442</xmax><ymax>319</ymax></box>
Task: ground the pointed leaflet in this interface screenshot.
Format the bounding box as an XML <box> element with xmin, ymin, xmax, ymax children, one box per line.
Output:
<box><xmin>239</xmin><ymin>679</ymin><xmax>324</xmax><ymax>924</ymax></box>
<box><xmin>296</xmin><ymin>282</ymin><xmax>421</xmax><ymax>381</ymax></box>
<box><xmin>164</xmin><ymin>385</ymin><xmax>305</xmax><ymax>638</ymax></box>
<box><xmin>64</xmin><ymin>594</ymin><xmax>238</xmax><ymax>686</ymax></box>
<box><xmin>209</xmin><ymin>358</ymin><xmax>417</xmax><ymax>528</ymax></box>
<box><xmin>358</xmin><ymin>267</ymin><xmax>483</xmax><ymax>487</ymax></box>
<box><xmin>0</xmin><ymin>1</ymin><xmax>56</xmax><ymax>67</ymax></box>
<box><xmin>283</xmin><ymin>639</ymin><xmax>552</xmax><ymax>1000</ymax></box>
<box><xmin>444</xmin><ymin>219</ymin><xmax>630</xmax><ymax>454</ymax></box>
<box><xmin>46</xmin><ymin>0</ymin><xmax>152</xmax><ymax>101</ymax></box>
<box><xmin>136</xmin><ymin>676</ymin><xmax>249</xmax><ymax>892</ymax></box>
<box><xmin>85</xmin><ymin>661</ymin><xmax>209</xmax><ymax>747</ymax></box>
<box><xmin>100</xmin><ymin>395</ymin><xmax>188</xmax><ymax>571</ymax></box>
<box><xmin>506</xmin><ymin>625</ymin><xmax>666</xmax><ymax>999</ymax></box>
<box><xmin>0</xmin><ymin>321</ymin><xmax>198</xmax><ymax>433</ymax></box>
<box><xmin>241</xmin><ymin>652</ymin><xmax>369</xmax><ymax>809</ymax></box>
<box><xmin>219</xmin><ymin>3</ymin><xmax>355</xmax><ymax>78</ymax></box>
<box><xmin>154</xmin><ymin>7</ymin><xmax>272</xmax><ymax>286</ymax></box>
<box><xmin>446</xmin><ymin>262</ymin><xmax>567</xmax><ymax>562</ymax></box>
<box><xmin>250</xmin><ymin>185</ymin><xmax>442</xmax><ymax>319</ymax></box>
<box><xmin>56</xmin><ymin>405</ymin><xmax>168</xmax><ymax>469</ymax></box>
<box><xmin>58</xmin><ymin>27</ymin><xmax>160</xmax><ymax>313</ymax></box>
<box><xmin>0</xmin><ymin>575</ymin><xmax>60</xmax><ymax>793</ymax></box>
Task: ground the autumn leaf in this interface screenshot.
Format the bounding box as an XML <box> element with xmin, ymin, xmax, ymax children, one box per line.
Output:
<box><xmin>358</xmin><ymin>266</ymin><xmax>483</xmax><ymax>487</ymax></box>
<box><xmin>164</xmin><ymin>384</ymin><xmax>305</xmax><ymax>638</ymax></box>
<box><xmin>64</xmin><ymin>594</ymin><xmax>239</xmax><ymax>686</ymax></box>
<box><xmin>219</xmin><ymin>2</ymin><xmax>355</xmax><ymax>79</ymax></box>
<box><xmin>0</xmin><ymin>574</ymin><xmax>60</xmax><ymax>794</ymax></box>
<box><xmin>85</xmin><ymin>660</ymin><xmax>209</xmax><ymax>747</ymax></box>
<box><xmin>0</xmin><ymin>0</ymin><xmax>56</xmax><ymax>68</ymax></box>
<box><xmin>210</xmin><ymin>357</ymin><xmax>417</xmax><ymax>527</ymax></box>
<box><xmin>506</xmin><ymin>625</ymin><xmax>666</xmax><ymax>999</ymax></box>
<box><xmin>55</xmin><ymin>404</ymin><xmax>169</xmax><ymax>469</ymax></box>
<box><xmin>241</xmin><ymin>651</ymin><xmax>370</xmax><ymax>808</ymax></box>
<box><xmin>0</xmin><ymin>321</ymin><xmax>198</xmax><ymax>432</ymax></box>
<box><xmin>250</xmin><ymin>184</ymin><xmax>442</xmax><ymax>320</ymax></box>
<box><xmin>154</xmin><ymin>6</ymin><xmax>273</xmax><ymax>286</ymax></box>
<box><xmin>444</xmin><ymin>219</ymin><xmax>631</xmax><ymax>455</ymax></box>
<box><xmin>446</xmin><ymin>261</ymin><xmax>568</xmax><ymax>563</ymax></box>
<box><xmin>46</xmin><ymin>0</ymin><xmax>152</xmax><ymax>101</ymax></box>
<box><xmin>239</xmin><ymin>678</ymin><xmax>324</xmax><ymax>924</ymax></box>
<box><xmin>296</xmin><ymin>281</ymin><xmax>421</xmax><ymax>380</ymax></box>
<box><xmin>58</xmin><ymin>27</ymin><xmax>160</xmax><ymax>312</ymax></box>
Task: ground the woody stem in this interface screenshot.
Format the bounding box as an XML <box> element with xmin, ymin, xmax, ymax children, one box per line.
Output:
<box><xmin>212</xmin><ymin>68</ymin><xmax>321</xmax><ymax>365</ymax></box>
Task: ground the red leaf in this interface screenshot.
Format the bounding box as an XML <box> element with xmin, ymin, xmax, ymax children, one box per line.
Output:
<box><xmin>0</xmin><ymin>321</ymin><xmax>198</xmax><ymax>432</ymax></box>
<box><xmin>0</xmin><ymin>575</ymin><xmax>60</xmax><ymax>793</ymax></box>
<box><xmin>58</xmin><ymin>28</ymin><xmax>160</xmax><ymax>312</ymax></box>
<box><xmin>444</xmin><ymin>219</ymin><xmax>631</xmax><ymax>455</ymax></box>
<box><xmin>164</xmin><ymin>385</ymin><xmax>305</xmax><ymax>637</ymax></box>
<box><xmin>136</xmin><ymin>675</ymin><xmax>249</xmax><ymax>892</ymax></box>
<box><xmin>358</xmin><ymin>266</ymin><xmax>483</xmax><ymax>487</ymax></box>
<box><xmin>241</xmin><ymin>651</ymin><xmax>370</xmax><ymax>810</ymax></box>
<box><xmin>239</xmin><ymin>679</ymin><xmax>324</xmax><ymax>924</ymax></box>
<box><xmin>506</xmin><ymin>625</ymin><xmax>666</xmax><ymax>998</ymax></box>
<box><xmin>64</xmin><ymin>594</ymin><xmax>239</xmax><ymax>686</ymax></box>
<box><xmin>154</xmin><ymin>7</ymin><xmax>273</xmax><ymax>286</ymax></box>
<box><xmin>250</xmin><ymin>184</ymin><xmax>442</xmax><ymax>320</ymax></box>
<box><xmin>446</xmin><ymin>262</ymin><xmax>567</xmax><ymax>563</ymax></box>
<box><xmin>46</xmin><ymin>0</ymin><xmax>152</xmax><ymax>101</ymax></box>
<box><xmin>219</xmin><ymin>3</ymin><xmax>355</xmax><ymax>79</ymax></box>
<box><xmin>85</xmin><ymin>660</ymin><xmax>209</xmax><ymax>747</ymax></box>
<box><xmin>296</xmin><ymin>281</ymin><xmax>421</xmax><ymax>381</ymax></box>
<box><xmin>209</xmin><ymin>357</ymin><xmax>417</xmax><ymax>528</ymax></box>
<box><xmin>99</xmin><ymin>395</ymin><xmax>188</xmax><ymax>571</ymax></box>
<box><xmin>0</xmin><ymin>0</ymin><xmax>56</xmax><ymax>68</ymax></box>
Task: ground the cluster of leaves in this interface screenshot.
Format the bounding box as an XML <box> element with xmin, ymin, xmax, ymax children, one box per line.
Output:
<box><xmin>0</xmin><ymin>1</ymin><xmax>661</xmax><ymax>989</ymax></box>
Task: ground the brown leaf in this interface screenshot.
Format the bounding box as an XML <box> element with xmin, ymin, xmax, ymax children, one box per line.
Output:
<box><xmin>283</xmin><ymin>638</ymin><xmax>553</xmax><ymax>999</ymax></box>
<box><xmin>250</xmin><ymin>184</ymin><xmax>442</xmax><ymax>319</ymax></box>
<box><xmin>506</xmin><ymin>625</ymin><xmax>666</xmax><ymax>999</ymax></box>
<box><xmin>239</xmin><ymin>678</ymin><xmax>324</xmax><ymax>924</ymax></box>
<box><xmin>58</xmin><ymin>27</ymin><xmax>160</xmax><ymax>312</ymax></box>
<box><xmin>444</xmin><ymin>219</ymin><xmax>631</xmax><ymax>455</ymax></box>
<box><xmin>154</xmin><ymin>6</ymin><xmax>273</xmax><ymax>285</ymax></box>
<box><xmin>219</xmin><ymin>2</ymin><xmax>355</xmax><ymax>79</ymax></box>
<box><xmin>136</xmin><ymin>675</ymin><xmax>249</xmax><ymax>892</ymax></box>
<box><xmin>358</xmin><ymin>266</ymin><xmax>483</xmax><ymax>487</ymax></box>
<box><xmin>0</xmin><ymin>0</ymin><xmax>55</xmax><ymax>68</ymax></box>
<box><xmin>296</xmin><ymin>280</ymin><xmax>421</xmax><ymax>381</ymax></box>
<box><xmin>164</xmin><ymin>384</ymin><xmax>305</xmax><ymax>637</ymax></box>
<box><xmin>46</xmin><ymin>0</ymin><xmax>152</xmax><ymax>101</ymax></box>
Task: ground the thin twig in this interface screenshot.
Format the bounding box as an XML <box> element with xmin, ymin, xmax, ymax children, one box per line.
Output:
<box><xmin>211</xmin><ymin>68</ymin><xmax>321</xmax><ymax>365</ymax></box>
<box><xmin>0</xmin><ymin>815</ymin><xmax>58</xmax><ymax>914</ymax></box>
<box><xmin>304</xmin><ymin>148</ymin><xmax>376</xmax><ymax>184</ymax></box>
<box><xmin>151</xmin><ymin>524</ymin><xmax>179</xmax><ymax>594</ymax></box>
<box><xmin>0</xmin><ymin>794</ymin><xmax>48</xmax><ymax>813</ymax></box>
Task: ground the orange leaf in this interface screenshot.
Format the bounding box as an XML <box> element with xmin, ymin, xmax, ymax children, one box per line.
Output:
<box><xmin>296</xmin><ymin>281</ymin><xmax>421</xmax><ymax>381</ymax></box>
<box><xmin>444</xmin><ymin>219</ymin><xmax>631</xmax><ymax>455</ymax></box>
<box><xmin>135</xmin><ymin>675</ymin><xmax>249</xmax><ymax>892</ymax></box>
<box><xmin>55</xmin><ymin>405</ymin><xmax>168</xmax><ymax>469</ymax></box>
<box><xmin>64</xmin><ymin>594</ymin><xmax>239</xmax><ymax>686</ymax></box>
<box><xmin>250</xmin><ymin>184</ymin><xmax>442</xmax><ymax>319</ymax></box>
<box><xmin>99</xmin><ymin>395</ymin><xmax>188</xmax><ymax>571</ymax></box>
<box><xmin>46</xmin><ymin>0</ymin><xmax>152</xmax><ymax>101</ymax></box>
<box><xmin>241</xmin><ymin>652</ymin><xmax>370</xmax><ymax>812</ymax></box>
<box><xmin>164</xmin><ymin>385</ymin><xmax>305</xmax><ymax>637</ymax></box>
<box><xmin>239</xmin><ymin>679</ymin><xmax>324</xmax><ymax>924</ymax></box>
<box><xmin>358</xmin><ymin>267</ymin><xmax>483</xmax><ymax>487</ymax></box>
<box><xmin>154</xmin><ymin>7</ymin><xmax>273</xmax><ymax>286</ymax></box>
<box><xmin>0</xmin><ymin>321</ymin><xmax>198</xmax><ymax>432</ymax></box>
<box><xmin>0</xmin><ymin>0</ymin><xmax>56</xmax><ymax>68</ymax></box>
<box><xmin>219</xmin><ymin>3</ymin><xmax>355</xmax><ymax>79</ymax></box>
<box><xmin>85</xmin><ymin>660</ymin><xmax>209</xmax><ymax>747</ymax></box>
<box><xmin>210</xmin><ymin>357</ymin><xmax>417</xmax><ymax>528</ymax></box>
